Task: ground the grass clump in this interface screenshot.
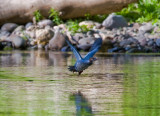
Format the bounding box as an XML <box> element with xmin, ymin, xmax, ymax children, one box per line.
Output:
<box><xmin>49</xmin><ymin>8</ymin><xmax>63</xmax><ymax>25</ymax></box>
<box><xmin>66</xmin><ymin>19</ymin><xmax>91</xmax><ymax>34</ymax></box>
<box><xmin>84</xmin><ymin>13</ymin><xmax>107</xmax><ymax>23</ymax></box>
<box><xmin>117</xmin><ymin>0</ymin><xmax>160</xmax><ymax>24</ymax></box>
<box><xmin>33</xmin><ymin>10</ymin><xmax>43</xmax><ymax>22</ymax></box>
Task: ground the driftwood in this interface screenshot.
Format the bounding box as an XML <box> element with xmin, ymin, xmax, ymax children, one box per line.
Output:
<box><xmin>0</xmin><ymin>0</ymin><xmax>137</xmax><ymax>25</ymax></box>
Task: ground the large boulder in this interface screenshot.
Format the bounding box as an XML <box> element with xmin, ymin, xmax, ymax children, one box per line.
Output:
<box><xmin>1</xmin><ymin>23</ymin><xmax>18</xmax><ymax>32</ymax></box>
<box><xmin>9</xmin><ymin>35</ymin><xmax>27</xmax><ymax>49</ymax></box>
<box><xmin>36</xmin><ymin>28</ymin><xmax>54</xmax><ymax>46</ymax></box>
<box><xmin>49</xmin><ymin>29</ymin><xmax>66</xmax><ymax>50</ymax></box>
<box><xmin>102</xmin><ymin>13</ymin><xmax>128</xmax><ymax>29</ymax></box>
<box><xmin>0</xmin><ymin>0</ymin><xmax>137</xmax><ymax>25</ymax></box>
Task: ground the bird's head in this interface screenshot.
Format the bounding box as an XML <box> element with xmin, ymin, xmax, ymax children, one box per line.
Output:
<box><xmin>89</xmin><ymin>57</ymin><xmax>97</xmax><ymax>63</ymax></box>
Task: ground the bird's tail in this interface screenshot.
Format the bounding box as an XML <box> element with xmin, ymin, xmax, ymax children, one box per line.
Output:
<box><xmin>68</xmin><ymin>66</ymin><xmax>77</xmax><ymax>72</ymax></box>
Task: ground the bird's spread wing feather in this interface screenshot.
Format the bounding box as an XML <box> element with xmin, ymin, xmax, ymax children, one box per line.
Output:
<box><xmin>66</xmin><ymin>39</ymin><xmax>82</xmax><ymax>60</ymax></box>
<box><xmin>84</xmin><ymin>38</ymin><xmax>102</xmax><ymax>60</ymax></box>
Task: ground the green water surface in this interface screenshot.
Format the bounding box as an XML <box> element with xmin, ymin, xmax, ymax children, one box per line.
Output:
<box><xmin>0</xmin><ymin>51</ymin><xmax>160</xmax><ymax>116</ymax></box>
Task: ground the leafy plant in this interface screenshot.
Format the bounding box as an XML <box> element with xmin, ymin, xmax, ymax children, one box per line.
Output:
<box><xmin>117</xmin><ymin>0</ymin><xmax>160</xmax><ymax>24</ymax></box>
<box><xmin>49</xmin><ymin>8</ymin><xmax>63</xmax><ymax>25</ymax></box>
<box><xmin>66</xmin><ymin>20</ymin><xmax>91</xmax><ymax>34</ymax></box>
<box><xmin>84</xmin><ymin>13</ymin><xmax>107</xmax><ymax>23</ymax></box>
<box><xmin>33</xmin><ymin>10</ymin><xmax>43</xmax><ymax>22</ymax></box>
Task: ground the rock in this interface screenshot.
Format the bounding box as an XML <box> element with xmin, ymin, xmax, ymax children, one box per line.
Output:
<box><xmin>79</xmin><ymin>21</ymin><xmax>100</xmax><ymax>28</ymax></box>
<box><xmin>0</xmin><ymin>0</ymin><xmax>137</xmax><ymax>25</ymax></box>
<box><xmin>10</xmin><ymin>35</ymin><xmax>26</xmax><ymax>49</ymax></box>
<box><xmin>125</xmin><ymin>45</ymin><xmax>131</xmax><ymax>51</ymax></box>
<box><xmin>78</xmin><ymin>37</ymin><xmax>95</xmax><ymax>45</ymax></box>
<box><xmin>139</xmin><ymin>23</ymin><xmax>154</xmax><ymax>33</ymax></box>
<box><xmin>126</xmin><ymin>48</ymin><xmax>141</xmax><ymax>53</ymax></box>
<box><xmin>99</xmin><ymin>30</ymin><xmax>114</xmax><ymax>41</ymax></box>
<box><xmin>108</xmin><ymin>47</ymin><xmax>122</xmax><ymax>53</ymax></box>
<box><xmin>132</xmin><ymin>23</ymin><xmax>141</xmax><ymax>31</ymax></box>
<box><xmin>0</xmin><ymin>41</ymin><xmax>13</xmax><ymax>50</ymax></box>
<box><xmin>37</xmin><ymin>19</ymin><xmax>54</xmax><ymax>28</ymax></box>
<box><xmin>36</xmin><ymin>29</ymin><xmax>54</xmax><ymax>46</ymax></box>
<box><xmin>119</xmin><ymin>39</ymin><xmax>132</xmax><ymax>47</ymax></box>
<box><xmin>147</xmin><ymin>39</ymin><xmax>154</xmax><ymax>47</ymax></box>
<box><xmin>12</xmin><ymin>26</ymin><xmax>25</xmax><ymax>35</ymax></box>
<box><xmin>156</xmin><ymin>39</ymin><xmax>160</xmax><ymax>47</ymax></box>
<box><xmin>139</xmin><ymin>38</ymin><xmax>147</xmax><ymax>47</ymax></box>
<box><xmin>77</xmin><ymin>44</ymin><xmax>92</xmax><ymax>51</ymax></box>
<box><xmin>102</xmin><ymin>13</ymin><xmax>128</xmax><ymax>29</ymax></box>
<box><xmin>1</xmin><ymin>23</ymin><xmax>18</xmax><ymax>32</ymax></box>
<box><xmin>61</xmin><ymin>46</ymin><xmax>70</xmax><ymax>52</ymax></box>
<box><xmin>25</xmin><ymin>22</ymin><xmax>33</xmax><ymax>29</ymax></box>
<box><xmin>0</xmin><ymin>31</ymin><xmax>10</xmax><ymax>41</ymax></box>
<box><xmin>49</xmin><ymin>29</ymin><xmax>66</xmax><ymax>50</ymax></box>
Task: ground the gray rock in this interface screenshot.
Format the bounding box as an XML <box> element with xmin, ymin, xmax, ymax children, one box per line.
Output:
<box><xmin>1</xmin><ymin>23</ymin><xmax>18</xmax><ymax>32</ymax></box>
<box><xmin>126</xmin><ymin>48</ymin><xmax>141</xmax><ymax>53</ymax></box>
<box><xmin>61</xmin><ymin>46</ymin><xmax>70</xmax><ymax>52</ymax></box>
<box><xmin>102</xmin><ymin>13</ymin><xmax>128</xmax><ymax>29</ymax></box>
<box><xmin>0</xmin><ymin>31</ymin><xmax>10</xmax><ymax>41</ymax></box>
<box><xmin>147</xmin><ymin>39</ymin><xmax>154</xmax><ymax>46</ymax></box>
<box><xmin>13</xmin><ymin>25</ymin><xmax>25</xmax><ymax>32</ymax></box>
<box><xmin>25</xmin><ymin>22</ymin><xmax>33</xmax><ymax>29</ymax></box>
<box><xmin>77</xmin><ymin>44</ymin><xmax>92</xmax><ymax>51</ymax></box>
<box><xmin>78</xmin><ymin>37</ymin><xmax>95</xmax><ymax>45</ymax></box>
<box><xmin>156</xmin><ymin>39</ymin><xmax>160</xmax><ymax>47</ymax></box>
<box><xmin>38</xmin><ymin>19</ymin><xmax>53</xmax><ymax>28</ymax></box>
<box><xmin>49</xmin><ymin>29</ymin><xmax>66</xmax><ymax>50</ymax></box>
<box><xmin>119</xmin><ymin>39</ymin><xmax>132</xmax><ymax>47</ymax></box>
<box><xmin>139</xmin><ymin>23</ymin><xmax>154</xmax><ymax>33</ymax></box>
<box><xmin>10</xmin><ymin>35</ymin><xmax>26</xmax><ymax>49</ymax></box>
<box><xmin>139</xmin><ymin>38</ymin><xmax>147</xmax><ymax>46</ymax></box>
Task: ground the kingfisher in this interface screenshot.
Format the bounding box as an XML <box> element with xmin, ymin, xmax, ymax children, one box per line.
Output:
<box><xmin>66</xmin><ymin>38</ymin><xmax>102</xmax><ymax>75</ymax></box>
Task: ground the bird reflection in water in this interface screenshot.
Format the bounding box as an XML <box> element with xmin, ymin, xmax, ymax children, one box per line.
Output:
<box><xmin>70</xmin><ymin>91</ymin><xmax>93</xmax><ymax>116</ymax></box>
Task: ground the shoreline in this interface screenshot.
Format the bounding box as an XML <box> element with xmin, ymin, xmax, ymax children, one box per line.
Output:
<box><xmin>1</xmin><ymin>14</ymin><xmax>160</xmax><ymax>53</ymax></box>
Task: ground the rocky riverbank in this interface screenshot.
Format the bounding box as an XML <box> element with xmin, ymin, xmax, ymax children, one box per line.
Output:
<box><xmin>1</xmin><ymin>13</ymin><xmax>160</xmax><ymax>53</ymax></box>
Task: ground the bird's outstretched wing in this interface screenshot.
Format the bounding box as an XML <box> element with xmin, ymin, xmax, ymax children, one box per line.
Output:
<box><xmin>84</xmin><ymin>38</ymin><xmax>102</xmax><ymax>60</ymax></box>
<box><xmin>66</xmin><ymin>39</ymin><xmax>83</xmax><ymax>61</ymax></box>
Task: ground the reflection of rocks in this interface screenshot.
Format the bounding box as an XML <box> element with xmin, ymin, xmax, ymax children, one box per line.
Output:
<box><xmin>48</xmin><ymin>51</ymin><xmax>68</xmax><ymax>66</ymax></box>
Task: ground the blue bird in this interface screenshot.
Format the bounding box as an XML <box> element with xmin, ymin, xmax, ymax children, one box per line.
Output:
<box><xmin>66</xmin><ymin>38</ymin><xmax>102</xmax><ymax>75</ymax></box>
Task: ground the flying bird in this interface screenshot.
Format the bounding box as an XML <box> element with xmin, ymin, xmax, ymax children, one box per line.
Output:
<box><xmin>66</xmin><ymin>38</ymin><xmax>102</xmax><ymax>75</ymax></box>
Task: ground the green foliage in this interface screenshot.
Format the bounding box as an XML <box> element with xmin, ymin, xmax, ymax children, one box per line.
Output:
<box><xmin>49</xmin><ymin>8</ymin><xmax>63</xmax><ymax>25</ymax></box>
<box><xmin>84</xmin><ymin>13</ymin><xmax>107</xmax><ymax>23</ymax></box>
<box><xmin>33</xmin><ymin>10</ymin><xmax>43</xmax><ymax>22</ymax></box>
<box><xmin>66</xmin><ymin>20</ymin><xmax>91</xmax><ymax>34</ymax></box>
<box><xmin>117</xmin><ymin>0</ymin><xmax>160</xmax><ymax>24</ymax></box>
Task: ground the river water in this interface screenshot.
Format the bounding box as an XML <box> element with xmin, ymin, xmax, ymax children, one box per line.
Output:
<box><xmin>0</xmin><ymin>50</ymin><xmax>160</xmax><ymax>116</ymax></box>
